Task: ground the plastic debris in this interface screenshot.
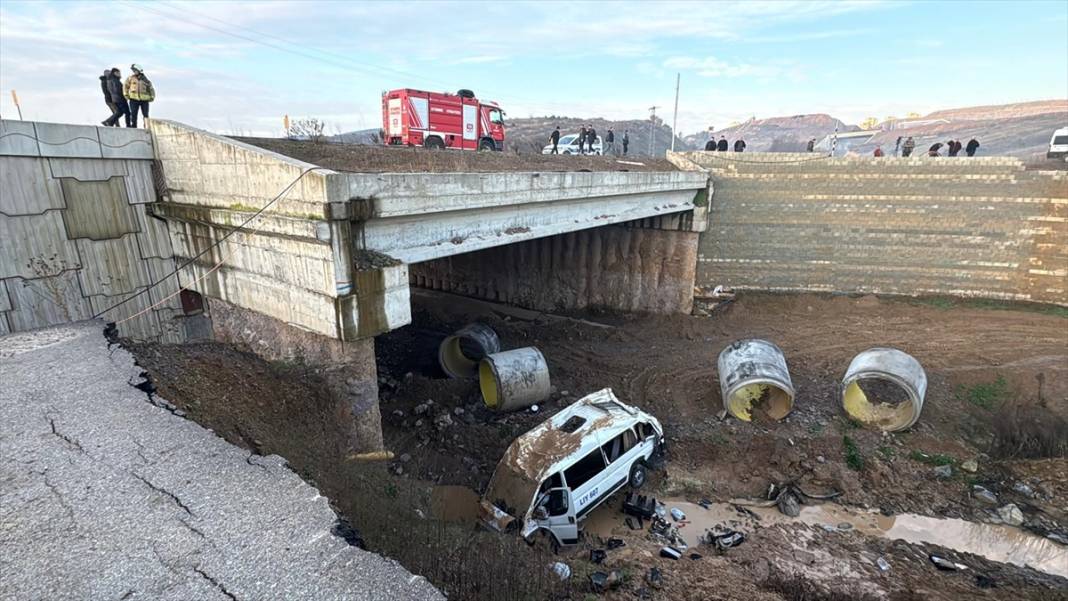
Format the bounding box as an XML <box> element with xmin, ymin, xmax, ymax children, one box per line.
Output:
<box><xmin>660</xmin><ymin>547</ymin><xmax>682</xmax><ymax>560</ymax></box>
<box><xmin>670</xmin><ymin>507</ymin><xmax>686</xmax><ymax>521</ymax></box>
<box><xmin>589</xmin><ymin>549</ymin><xmax>606</xmax><ymax>564</ymax></box>
<box><xmin>655</xmin><ymin>502</ymin><xmax>667</xmax><ymax>519</ymax></box>
<box><xmin>550</xmin><ymin>562</ymin><xmax>571</xmax><ymax>580</ymax></box>
<box><xmin>590</xmin><ymin>570</ymin><xmax>623</xmax><ymax>592</ymax></box>
<box><xmin>698</xmin><ymin>498</ymin><xmax>712</xmax><ymax>509</ymax></box>
<box><xmin>706</xmin><ymin>529</ymin><xmax>746</xmax><ymax>552</ymax></box>
<box><xmin>929</xmin><ymin>555</ymin><xmax>967</xmax><ymax>571</ymax></box>
<box><xmin>530</xmin><ymin>404</ymin><xmax>539</xmax><ymax>413</ymax></box>
<box><xmin>876</xmin><ymin>557</ymin><xmax>891</xmax><ymax>572</ymax></box>
<box><xmin>623</xmin><ymin>493</ymin><xmax>657</xmax><ymax>519</ymax></box>
<box><xmin>606</xmin><ymin>537</ymin><xmax>625</xmax><ymax>550</ymax></box>
<box><xmin>646</xmin><ymin>567</ymin><xmax>663</xmax><ymax>589</ymax></box>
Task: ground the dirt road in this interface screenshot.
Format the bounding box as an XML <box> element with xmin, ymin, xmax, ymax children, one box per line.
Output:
<box><xmin>130</xmin><ymin>292</ymin><xmax>1068</xmax><ymax>600</ymax></box>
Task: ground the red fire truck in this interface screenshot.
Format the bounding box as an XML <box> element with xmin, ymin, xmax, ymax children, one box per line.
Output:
<box><xmin>382</xmin><ymin>88</ymin><xmax>506</xmax><ymax>151</ymax></box>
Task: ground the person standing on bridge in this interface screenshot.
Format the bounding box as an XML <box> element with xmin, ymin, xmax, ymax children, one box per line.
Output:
<box><xmin>717</xmin><ymin>136</ymin><xmax>728</xmax><ymax>152</ymax></box>
<box><xmin>927</xmin><ymin>142</ymin><xmax>943</xmax><ymax>157</ymax></box>
<box><xmin>604</xmin><ymin>128</ymin><xmax>615</xmax><ymax>155</ymax></box>
<box><xmin>586</xmin><ymin>125</ymin><xmax>598</xmax><ymax>154</ymax></box>
<box><xmin>622</xmin><ymin>130</ymin><xmax>630</xmax><ymax>154</ymax></box>
<box><xmin>894</xmin><ymin>136</ymin><xmax>902</xmax><ymax>156</ymax></box>
<box><xmin>549</xmin><ymin>127</ymin><xmax>560</xmax><ymax>154</ymax></box>
<box><xmin>124</xmin><ymin>64</ymin><xmax>155</xmax><ymax>128</ymax></box>
<box><xmin>966</xmin><ymin>137</ymin><xmax>980</xmax><ymax>157</ymax></box>
<box><xmin>576</xmin><ymin>125</ymin><xmax>587</xmax><ymax>154</ymax></box>
<box><xmin>873</xmin><ymin>145</ymin><xmax>884</xmax><ymax>157</ymax></box>
<box><xmin>806</xmin><ymin>138</ymin><xmax>816</xmax><ymax>152</ymax></box>
<box><xmin>733</xmin><ymin>138</ymin><xmax>746</xmax><ymax>152</ymax></box>
<box><xmin>704</xmin><ymin>137</ymin><xmax>716</xmax><ymax>151</ymax></box>
<box><xmin>901</xmin><ymin>136</ymin><xmax>915</xmax><ymax>157</ymax></box>
<box><xmin>101</xmin><ymin>68</ymin><xmax>130</xmax><ymax>127</ymax></box>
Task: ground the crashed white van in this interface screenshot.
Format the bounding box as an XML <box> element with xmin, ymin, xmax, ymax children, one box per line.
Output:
<box><xmin>480</xmin><ymin>388</ymin><xmax>664</xmax><ymax>546</ymax></box>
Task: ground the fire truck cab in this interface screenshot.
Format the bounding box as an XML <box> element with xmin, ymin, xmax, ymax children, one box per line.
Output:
<box><xmin>382</xmin><ymin>88</ymin><xmax>505</xmax><ymax>151</ymax></box>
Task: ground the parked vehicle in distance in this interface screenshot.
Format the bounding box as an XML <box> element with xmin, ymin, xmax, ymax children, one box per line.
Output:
<box><xmin>479</xmin><ymin>388</ymin><xmax>664</xmax><ymax>547</ymax></box>
<box><xmin>382</xmin><ymin>88</ymin><xmax>505</xmax><ymax>151</ymax></box>
<box><xmin>1048</xmin><ymin>126</ymin><xmax>1068</xmax><ymax>160</ymax></box>
<box><xmin>542</xmin><ymin>134</ymin><xmax>603</xmax><ymax>155</ymax></box>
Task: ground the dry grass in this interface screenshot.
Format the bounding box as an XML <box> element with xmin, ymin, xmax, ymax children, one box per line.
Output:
<box><xmin>990</xmin><ymin>403</ymin><xmax>1068</xmax><ymax>459</ymax></box>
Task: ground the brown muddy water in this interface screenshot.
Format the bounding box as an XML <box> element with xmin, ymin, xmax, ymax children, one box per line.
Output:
<box><xmin>583</xmin><ymin>497</ymin><xmax>1068</xmax><ymax>579</ymax></box>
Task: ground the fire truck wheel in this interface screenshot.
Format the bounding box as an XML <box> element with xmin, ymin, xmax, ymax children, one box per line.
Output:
<box><xmin>424</xmin><ymin>137</ymin><xmax>445</xmax><ymax>150</ymax></box>
<box><xmin>478</xmin><ymin>139</ymin><xmax>495</xmax><ymax>152</ymax></box>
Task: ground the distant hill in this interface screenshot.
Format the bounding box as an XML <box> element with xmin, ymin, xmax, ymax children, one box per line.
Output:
<box><xmin>923</xmin><ymin>100</ymin><xmax>1067</xmax><ymax>122</ymax></box>
<box><xmin>682</xmin><ymin>114</ymin><xmax>857</xmax><ymax>152</ymax></box>
<box><xmin>502</xmin><ymin>116</ymin><xmax>693</xmax><ymax>156</ymax></box>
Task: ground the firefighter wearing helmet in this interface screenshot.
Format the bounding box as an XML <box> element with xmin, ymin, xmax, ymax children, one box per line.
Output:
<box><xmin>123</xmin><ymin>64</ymin><xmax>155</xmax><ymax>128</ymax></box>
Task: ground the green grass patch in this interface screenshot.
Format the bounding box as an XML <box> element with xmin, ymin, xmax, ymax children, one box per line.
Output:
<box><xmin>956</xmin><ymin>376</ymin><xmax>1009</xmax><ymax>410</ymax></box>
<box><xmin>877</xmin><ymin>445</ymin><xmax>895</xmax><ymax>460</ymax></box>
<box><xmin>908</xmin><ymin>450</ymin><xmax>956</xmax><ymax>466</ymax></box>
<box><xmin>843</xmin><ymin>435</ymin><xmax>864</xmax><ymax>471</ymax></box>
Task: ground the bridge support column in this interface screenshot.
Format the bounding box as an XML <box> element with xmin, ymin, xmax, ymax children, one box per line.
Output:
<box><xmin>206</xmin><ymin>298</ymin><xmax>384</xmax><ymax>453</ymax></box>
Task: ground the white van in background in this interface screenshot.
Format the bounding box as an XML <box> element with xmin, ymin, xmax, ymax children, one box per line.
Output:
<box><xmin>542</xmin><ymin>134</ymin><xmax>603</xmax><ymax>155</ymax></box>
<box><xmin>479</xmin><ymin>389</ymin><xmax>664</xmax><ymax>547</ymax></box>
<box><xmin>1048</xmin><ymin>127</ymin><xmax>1068</xmax><ymax>160</ymax></box>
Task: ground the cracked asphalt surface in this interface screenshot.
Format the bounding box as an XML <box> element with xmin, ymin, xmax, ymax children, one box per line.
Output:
<box><xmin>0</xmin><ymin>322</ymin><xmax>443</xmax><ymax>601</ymax></box>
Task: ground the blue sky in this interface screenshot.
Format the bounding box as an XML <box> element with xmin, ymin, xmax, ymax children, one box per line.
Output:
<box><xmin>1</xmin><ymin>0</ymin><xmax>1065</xmax><ymax>135</ymax></box>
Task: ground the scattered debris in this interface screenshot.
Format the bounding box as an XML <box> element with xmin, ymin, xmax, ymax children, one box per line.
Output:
<box><xmin>997</xmin><ymin>503</ymin><xmax>1025</xmax><ymax>527</ymax></box>
<box><xmin>778</xmin><ymin>491</ymin><xmax>801</xmax><ymax>517</ymax></box>
<box><xmin>660</xmin><ymin>547</ymin><xmax>683</xmax><ymax>560</ymax></box>
<box><xmin>697</xmin><ymin>498</ymin><xmax>712</xmax><ymax>509</ymax></box>
<box><xmin>623</xmin><ymin>493</ymin><xmax>657</xmax><ymax>519</ymax></box>
<box><xmin>876</xmin><ymin>557</ymin><xmax>891</xmax><ymax>572</ymax></box>
<box><xmin>972</xmin><ymin>485</ymin><xmax>998</xmax><ymax>505</ymax></box>
<box><xmin>705</xmin><ymin>529</ymin><xmax>747</xmax><ymax>553</ymax></box>
<box><xmin>929</xmin><ymin>555</ymin><xmax>967</xmax><ymax>571</ymax></box>
<box><xmin>670</xmin><ymin>507</ymin><xmax>686</xmax><ymax>521</ymax></box>
<box><xmin>550</xmin><ymin>562</ymin><xmax>571</xmax><ymax>581</ymax></box>
<box><xmin>589</xmin><ymin>549</ymin><xmax>606</xmax><ymax>564</ymax></box>
<box><xmin>589</xmin><ymin>569</ymin><xmax>623</xmax><ymax>592</ymax></box>
<box><xmin>689</xmin><ymin>553</ymin><xmax>703</xmax><ymax>560</ymax></box>
<box><xmin>606</xmin><ymin>538</ymin><xmax>625</xmax><ymax>550</ymax></box>
<box><xmin>625</xmin><ymin>517</ymin><xmax>639</xmax><ymax>530</ymax></box>
<box><xmin>646</xmin><ymin>567</ymin><xmax>663</xmax><ymax>590</ymax></box>
<box><xmin>975</xmin><ymin>574</ymin><xmax>997</xmax><ymax>589</ymax></box>
<box><xmin>934</xmin><ymin>464</ymin><xmax>953</xmax><ymax>479</ymax></box>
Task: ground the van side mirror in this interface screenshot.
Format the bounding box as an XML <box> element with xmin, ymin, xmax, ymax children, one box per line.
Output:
<box><xmin>534</xmin><ymin>507</ymin><xmax>549</xmax><ymax>520</ymax></box>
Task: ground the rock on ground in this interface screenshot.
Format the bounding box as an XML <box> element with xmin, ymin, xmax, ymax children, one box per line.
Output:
<box><xmin>0</xmin><ymin>322</ymin><xmax>442</xmax><ymax>601</ymax></box>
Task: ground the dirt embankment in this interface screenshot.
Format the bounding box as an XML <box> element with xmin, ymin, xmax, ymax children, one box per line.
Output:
<box><xmin>232</xmin><ymin>137</ymin><xmax>680</xmax><ymax>173</ymax></box>
<box><xmin>129</xmin><ymin>292</ymin><xmax>1068</xmax><ymax>600</ymax></box>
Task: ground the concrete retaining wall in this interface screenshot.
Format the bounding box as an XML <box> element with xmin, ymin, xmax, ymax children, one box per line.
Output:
<box><xmin>672</xmin><ymin>151</ymin><xmax>1068</xmax><ymax>304</ymax></box>
<box><xmin>0</xmin><ymin>119</ymin><xmax>195</xmax><ymax>341</ymax></box>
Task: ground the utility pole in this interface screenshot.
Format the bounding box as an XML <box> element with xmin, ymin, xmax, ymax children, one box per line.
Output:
<box><xmin>11</xmin><ymin>90</ymin><xmax>23</xmax><ymax>120</ymax></box>
<box><xmin>670</xmin><ymin>73</ymin><xmax>680</xmax><ymax>152</ymax></box>
<box><xmin>648</xmin><ymin>105</ymin><xmax>661</xmax><ymax>156</ymax></box>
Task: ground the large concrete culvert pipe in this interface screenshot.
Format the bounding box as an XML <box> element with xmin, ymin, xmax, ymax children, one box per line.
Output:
<box><xmin>438</xmin><ymin>323</ymin><xmax>501</xmax><ymax>379</ymax></box>
<box><xmin>479</xmin><ymin>347</ymin><xmax>551</xmax><ymax>412</ymax></box>
<box><xmin>841</xmin><ymin>348</ymin><xmax>926</xmax><ymax>432</ymax></box>
<box><xmin>717</xmin><ymin>339</ymin><xmax>795</xmax><ymax>421</ymax></box>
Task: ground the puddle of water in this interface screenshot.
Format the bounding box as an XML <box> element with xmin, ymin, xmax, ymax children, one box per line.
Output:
<box><xmin>429</xmin><ymin>485</ymin><xmax>481</xmax><ymax>524</ymax></box>
<box><xmin>585</xmin><ymin>496</ymin><xmax>1068</xmax><ymax>579</ymax></box>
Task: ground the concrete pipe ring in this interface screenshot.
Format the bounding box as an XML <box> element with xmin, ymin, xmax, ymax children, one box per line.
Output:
<box><xmin>479</xmin><ymin>347</ymin><xmax>551</xmax><ymax>412</ymax></box>
<box><xmin>438</xmin><ymin>323</ymin><xmax>501</xmax><ymax>379</ymax></box>
<box><xmin>717</xmin><ymin>339</ymin><xmax>796</xmax><ymax>421</ymax></box>
<box><xmin>841</xmin><ymin>348</ymin><xmax>927</xmax><ymax>432</ymax></box>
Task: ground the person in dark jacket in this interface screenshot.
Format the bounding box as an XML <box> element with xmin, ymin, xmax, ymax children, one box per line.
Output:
<box><xmin>549</xmin><ymin>127</ymin><xmax>560</xmax><ymax>154</ymax></box>
<box><xmin>622</xmin><ymin>130</ymin><xmax>629</xmax><ymax>154</ymax></box>
<box><xmin>733</xmin><ymin>139</ymin><xmax>746</xmax><ymax>152</ymax></box>
<box><xmin>965</xmin><ymin>138</ymin><xmax>980</xmax><ymax>156</ymax></box>
<box><xmin>604</xmin><ymin>128</ymin><xmax>615</xmax><ymax>155</ymax></box>
<box><xmin>806</xmin><ymin>138</ymin><xmax>816</xmax><ymax>152</ymax></box>
<box><xmin>928</xmin><ymin>142</ymin><xmax>943</xmax><ymax>157</ymax></box>
<box><xmin>576</xmin><ymin>126</ymin><xmax>587</xmax><ymax>154</ymax></box>
<box><xmin>99</xmin><ymin>69</ymin><xmax>114</xmax><ymax>125</ymax></box>
<box><xmin>586</xmin><ymin>126</ymin><xmax>598</xmax><ymax>154</ymax></box>
<box><xmin>102</xmin><ymin>68</ymin><xmax>130</xmax><ymax>127</ymax></box>
<box><xmin>901</xmin><ymin>136</ymin><xmax>915</xmax><ymax>157</ymax></box>
<box><xmin>704</xmin><ymin>138</ymin><xmax>716</xmax><ymax>151</ymax></box>
<box><xmin>947</xmin><ymin>140</ymin><xmax>960</xmax><ymax>157</ymax></box>
<box><xmin>717</xmin><ymin>137</ymin><xmax>728</xmax><ymax>151</ymax></box>
<box><xmin>894</xmin><ymin>136</ymin><xmax>902</xmax><ymax>156</ymax></box>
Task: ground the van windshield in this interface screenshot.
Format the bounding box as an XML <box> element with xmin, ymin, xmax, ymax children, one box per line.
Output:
<box><xmin>484</xmin><ymin>464</ymin><xmax>539</xmax><ymax>518</ymax></box>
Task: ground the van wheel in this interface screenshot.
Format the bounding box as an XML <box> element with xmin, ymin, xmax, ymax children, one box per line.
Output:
<box><xmin>629</xmin><ymin>462</ymin><xmax>647</xmax><ymax>489</ymax></box>
<box><xmin>478</xmin><ymin>139</ymin><xmax>496</xmax><ymax>151</ymax></box>
<box><xmin>424</xmin><ymin>137</ymin><xmax>445</xmax><ymax>150</ymax></box>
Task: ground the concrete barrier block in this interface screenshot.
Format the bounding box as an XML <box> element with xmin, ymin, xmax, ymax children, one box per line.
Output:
<box><xmin>98</xmin><ymin>127</ymin><xmax>153</xmax><ymax>159</ymax></box>
<box><xmin>34</xmin><ymin>122</ymin><xmax>103</xmax><ymax>158</ymax></box>
<box><xmin>0</xmin><ymin>157</ymin><xmax>65</xmax><ymax>215</ymax></box>
<box><xmin>0</xmin><ymin>120</ymin><xmax>40</xmax><ymax>156</ymax></box>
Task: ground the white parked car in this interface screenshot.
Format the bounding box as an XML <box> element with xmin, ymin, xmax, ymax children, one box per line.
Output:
<box><xmin>479</xmin><ymin>388</ymin><xmax>664</xmax><ymax>547</ymax></box>
<box><xmin>542</xmin><ymin>134</ymin><xmax>603</xmax><ymax>155</ymax></box>
<box><xmin>1048</xmin><ymin>126</ymin><xmax>1068</xmax><ymax>160</ymax></box>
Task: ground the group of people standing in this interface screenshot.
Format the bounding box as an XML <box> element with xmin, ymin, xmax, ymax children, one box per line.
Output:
<box><xmin>704</xmin><ymin>135</ymin><xmax>746</xmax><ymax>152</ymax></box>
<box><xmin>890</xmin><ymin>136</ymin><xmax>980</xmax><ymax>157</ymax></box>
<box><xmin>99</xmin><ymin>64</ymin><xmax>155</xmax><ymax>128</ymax></box>
<box><xmin>547</xmin><ymin>125</ymin><xmax>630</xmax><ymax>155</ymax></box>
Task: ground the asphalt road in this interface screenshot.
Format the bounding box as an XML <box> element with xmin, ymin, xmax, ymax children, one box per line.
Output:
<box><xmin>0</xmin><ymin>322</ymin><xmax>442</xmax><ymax>601</ymax></box>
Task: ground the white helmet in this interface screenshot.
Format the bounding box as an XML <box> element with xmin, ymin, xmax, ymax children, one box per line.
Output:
<box><xmin>130</xmin><ymin>64</ymin><xmax>144</xmax><ymax>73</ymax></box>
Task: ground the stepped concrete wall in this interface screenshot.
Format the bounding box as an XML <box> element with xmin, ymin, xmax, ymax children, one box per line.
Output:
<box><xmin>671</xmin><ymin>152</ymin><xmax>1068</xmax><ymax>304</ymax></box>
<box><xmin>0</xmin><ymin>119</ymin><xmax>203</xmax><ymax>341</ymax></box>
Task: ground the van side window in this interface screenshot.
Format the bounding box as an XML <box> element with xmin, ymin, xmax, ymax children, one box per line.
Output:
<box><xmin>563</xmin><ymin>448</ymin><xmax>607</xmax><ymax>489</ymax></box>
<box><xmin>539</xmin><ymin>473</ymin><xmax>563</xmax><ymax>494</ymax></box>
<box><xmin>602</xmin><ymin>430</ymin><xmax>637</xmax><ymax>463</ymax></box>
<box><xmin>636</xmin><ymin>422</ymin><xmax>653</xmax><ymax>440</ymax></box>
